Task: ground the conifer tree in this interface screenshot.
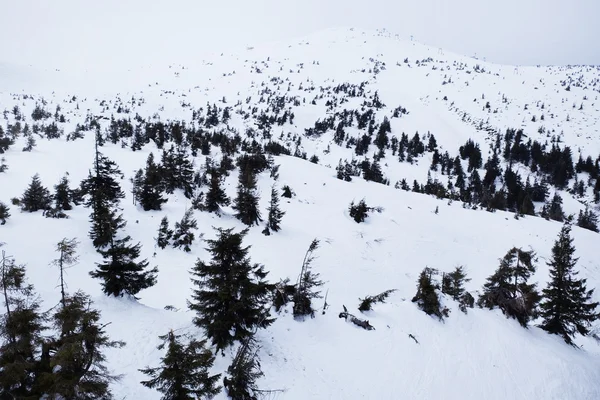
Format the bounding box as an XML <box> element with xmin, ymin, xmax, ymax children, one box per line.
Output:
<box><xmin>204</xmin><ymin>168</ymin><xmax>230</xmax><ymax>215</ymax></box>
<box><xmin>20</xmin><ymin>173</ymin><xmax>53</xmax><ymax>212</ymax></box>
<box><xmin>52</xmin><ymin>238</ymin><xmax>79</xmax><ymax>307</ymax></box>
<box><xmin>44</xmin><ymin>291</ymin><xmax>124</xmax><ymax>398</ymax></box>
<box><xmin>539</xmin><ymin>224</ymin><xmax>600</xmax><ymax>345</ymax></box>
<box><xmin>157</xmin><ymin>216</ymin><xmax>173</xmax><ymax>249</ymax></box>
<box><xmin>131</xmin><ymin>168</ymin><xmax>144</xmax><ymax>206</ymax></box>
<box><xmin>0</xmin><ymin>201</ymin><xmax>10</xmax><ymax>225</ymax></box>
<box><xmin>172</xmin><ymin>208</ymin><xmax>198</xmax><ymax>252</ymax></box>
<box><xmin>188</xmin><ymin>227</ymin><xmax>274</xmax><ymax>352</ymax></box>
<box><xmin>349</xmin><ymin>199</ymin><xmax>369</xmax><ymax>223</ymax></box>
<box><xmin>223</xmin><ymin>336</ymin><xmax>264</xmax><ymax>400</ymax></box>
<box><xmin>53</xmin><ymin>173</ymin><xmax>73</xmax><ymax>211</ymax></box>
<box><xmin>412</xmin><ymin>267</ymin><xmax>446</xmax><ymax>320</ymax></box>
<box><xmin>541</xmin><ymin>193</ymin><xmax>565</xmax><ymax>222</ymax></box>
<box><xmin>441</xmin><ymin>266</ymin><xmax>470</xmax><ymax>300</ymax></box>
<box><xmin>233</xmin><ymin>168</ymin><xmax>262</xmax><ymax>226</ymax></box>
<box><xmin>358</xmin><ymin>289</ymin><xmax>396</xmax><ymax>312</ymax></box>
<box><xmin>293</xmin><ymin>239</ymin><xmax>323</xmax><ymax>318</ymax></box>
<box><xmin>576</xmin><ymin>207</ymin><xmax>599</xmax><ymax>233</ymax></box>
<box><xmin>140</xmin><ymin>330</ymin><xmax>221</xmax><ymax>400</ymax></box>
<box><xmin>139</xmin><ymin>152</ymin><xmax>167</xmax><ymax>211</ymax></box>
<box><xmin>478</xmin><ymin>248</ymin><xmax>540</xmax><ymax>326</ymax></box>
<box><xmin>90</xmin><ymin>235</ymin><xmax>158</xmax><ymax>298</ymax></box>
<box><xmin>264</xmin><ymin>185</ymin><xmax>285</xmax><ymax>234</ymax></box>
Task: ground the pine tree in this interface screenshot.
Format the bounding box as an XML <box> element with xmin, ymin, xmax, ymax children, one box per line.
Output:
<box><xmin>188</xmin><ymin>227</ymin><xmax>274</xmax><ymax>352</ymax></box>
<box><xmin>0</xmin><ymin>201</ymin><xmax>10</xmax><ymax>225</ymax></box>
<box><xmin>478</xmin><ymin>248</ymin><xmax>540</xmax><ymax>326</ymax></box>
<box><xmin>157</xmin><ymin>216</ymin><xmax>173</xmax><ymax>249</ymax></box>
<box><xmin>172</xmin><ymin>208</ymin><xmax>198</xmax><ymax>252</ymax></box>
<box><xmin>349</xmin><ymin>199</ymin><xmax>369</xmax><ymax>223</ymax></box>
<box><xmin>131</xmin><ymin>168</ymin><xmax>144</xmax><ymax>206</ymax></box>
<box><xmin>441</xmin><ymin>266</ymin><xmax>470</xmax><ymax>300</ymax></box>
<box><xmin>577</xmin><ymin>207</ymin><xmax>599</xmax><ymax>233</ymax></box>
<box><xmin>139</xmin><ymin>152</ymin><xmax>167</xmax><ymax>211</ymax></box>
<box><xmin>20</xmin><ymin>173</ymin><xmax>53</xmax><ymax>212</ymax></box>
<box><xmin>0</xmin><ymin>251</ymin><xmax>46</xmax><ymax>398</ymax></box>
<box><xmin>54</xmin><ymin>174</ymin><xmax>73</xmax><ymax>211</ymax></box>
<box><xmin>412</xmin><ymin>267</ymin><xmax>446</xmax><ymax>320</ymax></box>
<box><xmin>233</xmin><ymin>169</ymin><xmax>262</xmax><ymax>226</ymax></box>
<box><xmin>293</xmin><ymin>239</ymin><xmax>323</xmax><ymax>318</ymax></box>
<box><xmin>90</xmin><ymin>235</ymin><xmax>158</xmax><ymax>298</ymax></box>
<box><xmin>44</xmin><ymin>291</ymin><xmax>124</xmax><ymax>398</ymax></box>
<box><xmin>541</xmin><ymin>192</ymin><xmax>565</xmax><ymax>222</ymax></box>
<box><xmin>204</xmin><ymin>168</ymin><xmax>230</xmax><ymax>215</ymax></box>
<box><xmin>51</xmin><ymin>238</ymin><xmax>79</xmax><ymax>307</ymax></box>
<box><xmin>358</xmin><ymin>289</ymin><xmax>396</xmax><ymax>312</ymax></box>
<box><xmin>264</xmin><ymin>185</ymin><xmax>285</xmax><ymax>234</ymax></box>
<box><xmin>539</xmin><ymin>224</ymin><xmax>600</xmax><ymax>345</ymax></box>
<box><xmin>223</xmin><ymin>336</ymin><xmax>264</xmax><ymax>400</ymax></box>
<box><xmin>140</xmin><ymin>330</ymin><xmax>221</xmax><ymax>400</ymax></box>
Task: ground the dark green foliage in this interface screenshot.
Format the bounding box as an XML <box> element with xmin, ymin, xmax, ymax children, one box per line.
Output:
<box><xmin>293</xmin><ymin>239</ymin><xmax>323</xmax><ymax>318</ymax></box>
<box><xmin>281</xmin><ymin>185</ymin><xmax>293</xmax><ymax>198</ymax></box>
<box><xmin>233</xmin><ymin>169</ymin><xmax>262</xmax><ymax>226</ymax></box>
<box><xmin>358</xmin><ymin>289</ymin><xmax>396</xmax><ymax>312</ymax></box>
<box><xmin>541</xmin><ymin>193</ymin><xmax>565</xmax><ymax>222</ymax></box>
<box><xmin>0</xmin><ymin>127</ymin><xmax>13</xmax><ymax>154</ymax></box>
<box><xmin>44</xmin><ymin>291</ymin><xmax>124</xmax><ymax>399</ymax></box>
<box><xmin>577</xmin><ymin>207</ymin><xmax>599</xmax><ymax>232</ymax></box>
<box><xmin>478</xmin><ymin>248</ymin><xmax>540</xmax><ymax>327</ymax></box>
<box><xmin>172</xmin><ymin>209</ymin><xmax>198</xmax><ymax>252</ymax></box>
<box><xmin>204</xmin><ymin>168</ymin><xmax>230</xmax><ymax>215</ymax></box>
<box><xmin>52</xmin><ymin>238</ymin><xmax>79</xmax><ymax>307</ymax></box>
<box><xmin>539</xmin><ymin>224</ymin><xmax>600</xmax><ymax>345</ymax></box>
<box><xmin>90</xmin><ymin>235</ymin><xmax>158</xmax><ymax>298</ymax></box>
<box><xmin>0</xmin><ymin>201</ymin><xmax>9</xmax><ymax>225</ymax></box>
<box><xmin>160</xmin><ymin>145</ymin><xmax>195</xmax><ymax>198</ymax></box>
<box><xmin>223</xmin><ymin>336</ymin><xmax>263</xmax><ymax>400</ymax></box>
<box><xmin>139</xmin><ymin>153</ymin><xmax>167</xmax><ymax>211</ymax></box>
<box><xmin>188</xmin><ymin>227</ymin><xmax>274</xmax><ymax>352</ymax></box>
<box><xmin>140</xmin><ymin>330</ymin><xmax>221</xmax><ymax>400</ymax></box>
<box><xmin>273</xmin><ymin>278</ymin><xmax>296</xmax><ymax>312</ymax></box>
<box><xmin>20</xmin><ymin>174</ymin><xmax>53</xmax><ymax>212</ymax></box>
<box><xmin>157</xmin><ymin>216</ymin><xmax>173</xmax><ymax>249</ymax></box>
<box><xmin>265</xmin><ymin>185</ymin><xmax>285</xmax><ymax>233</ymax></box>
<box><xmin>412</xmin><ymin>267</ymin><xmax>447</xmax><ymax>320</ymax></box>
<box><xmin>349</xmin><ymin>199</ymin><xmax>369</xmax><ymax>223</ymax></box>
<box><xmin>441</xmin><ymin>266</ymin><xmax>471</xmax><ymax>301</ymax></box>
<box><xmin>459</xmin><ymin>292</ymin><xmax>475</xmax><ymax>313</ymax></box>
<box><xmin>54</xmin><ymin>174</ymin><xmax>73</xmax><ymax>211</ymax></box>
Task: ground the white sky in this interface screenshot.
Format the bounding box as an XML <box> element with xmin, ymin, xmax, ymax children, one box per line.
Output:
<box><xmin>0</xmin><ymin>0</ymin><xmax>598</xmax><ymax>69</ymax></box>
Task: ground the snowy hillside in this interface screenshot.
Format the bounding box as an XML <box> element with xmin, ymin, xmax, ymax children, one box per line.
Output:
<box><xmin>1</xmin><ymin>28</ymin><xmax>600</xmax><ymax>399</ymax></box>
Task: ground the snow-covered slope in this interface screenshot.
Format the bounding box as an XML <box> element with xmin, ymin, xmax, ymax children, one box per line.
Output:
<box><xmin>1</xmin><ymin>28</ymin><xmax>600</xmax><ymax>399</ymax></box>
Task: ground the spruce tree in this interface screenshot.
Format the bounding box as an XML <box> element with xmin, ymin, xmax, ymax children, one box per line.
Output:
<box><xmin>293</xmin><ymin>239</ymin><xmax>323</xmax><ymax>318</ymax></box>
<box><xmin>576</xmin><ymin>207</ymin><xmax>599</xmax><ymax>233</ymax></box>
<box><xmin>264</xmin><ymin>184</ymin><xmax>285</xmax><ymax>234</ymax></box>
<box><xmin>441</xmin><ymin>266</ymin><xmax>470</xmax><ymax>300</ymax></box>
<box><xmin>223</xmin><ymin>336</ymin><xmax>264</xmax><ymax>400</ymax></box>
<box><xmin>0</xmin><ymin>201</ymin><xmax>10</xmax><ymax>225</ymax></box>
<box><xmin>53</xmin><ymin>173</ymin><xmax>73</xmax><ymax>211</ymax></box>
<box><xmin>478</xmin><ymin>248</ymin><xmax>540</xmax><ymax>326</ymax></box>
<box><xmin>349</xmin><ymin>199</ymin><xmax>369</xmax><ymax>223</ymax></box>
<box><xmin>20</xmin><ymin>173</ymin><xmax>53</xmax><ymax>212</ymax></box>
<box><xmin>139</xmin><ymin>152</ymin><xmax>167</xmax><ymax>211</ymax></box>
<box><xmin>90</xmin><ymin>235</ymin><xmax>158</xmax><ymax>298</ymax></box>
<box><xmin>140</xmin><ymin>330</ymin><xmax>221</xmax><ymax>400</ymax></box>
<box><xmin>51</xmin><ymin>238</ymin><xmax>79</xmax><ymax>307</ymax></box>
<box><xmin>44</xmin><ymin>291</ymin><xmax>124</xmax><ymax>398</ymax></box>
<box><xmin>172</xmin><ymin>208</ymin><xmax>198</xmax><ymax>252</ymax></box>
<box><xmin>541</xmin><ymin>193</ymin><xmax>565</xmax><ymax>222</ymax></box>
<box><xmin>539</xmin><ymin>224</ymin><xmax>600</xmax><ymax>345</ymax></box>
<box><xmin>188</xmin><ymin>227</ymin><xmax>274</xmax><ymax>352</ymax></box>
<box><xmin>412</xmin><ymin>267</ymin><xmax>446</xmax><ymax>320</ymax></box>
<box><xmin>233</xmin><ymin>169</ymin><xmax>262</xmax><ymax>226</ymax></box>
<box><xmin>204</xmin><ymin>168</ymin><xmax>230</xmax><ymax>215</ymax></box>
<box><xmin>157</xmin><ymin>216</ymin><xmax>173</xmax><ymax>249</ymax></box>
<box><xmin>358</xmin><ymin>289</ymin><xmax>396</xmax><ymax>312</ymax></box>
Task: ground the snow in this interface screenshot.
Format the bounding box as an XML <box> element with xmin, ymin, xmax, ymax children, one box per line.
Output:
<box><xmin>1</xmin><ymin>27</ymin><xmax>600</xmax><ymax>399</ymax></box>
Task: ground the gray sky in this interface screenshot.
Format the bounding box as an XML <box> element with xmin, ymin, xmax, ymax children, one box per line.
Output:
<box><xmin>1</xmin><ymin>0</ymin><xmax>598</xmax><ymax>69</ymax></box>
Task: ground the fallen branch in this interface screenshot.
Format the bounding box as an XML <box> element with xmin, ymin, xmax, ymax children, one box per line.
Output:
<box><xmin>339</xmin><ymin>305</ymin><xmax>375</xmax><ymax>331</ymax></box>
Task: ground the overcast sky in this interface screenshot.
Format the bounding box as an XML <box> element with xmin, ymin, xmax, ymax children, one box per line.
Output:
<box><xmin>1</xmin><ymin>0</ymin><xmax>598</xmax><ymax>69</ymax></box>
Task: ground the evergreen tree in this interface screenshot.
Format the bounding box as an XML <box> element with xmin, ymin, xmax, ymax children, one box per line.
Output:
<box><xmin>541</xmin><ymin>193</ymin><xmax>565</xmax><ymax>222</ymax></box>
<box><xmin>478</xmin><ymin>248</ymin><xmax>540</xmax><ymax>326</ymax></box>
<box><xmin>223</xmin><ymin>336</ymin><xmax>263</xmax><ymax>400</ymax></box>
<box><xmin>44</xmin><ymin>291</ymin><xmax>124</xmax><ymax>398</ymax></box>
<box><xmin>281</xmin><ymin>185</ymin><xmax>293</xmax><ymax>198</ymax></box>
<box><xmin>349</xmin><ymin>199</ymin><xmax>369</xmax><ymax>223</ymax></box>
<box><xmin>204</xmin><ymin>168</ymin><xmax>230</xmax><ymax>215</ymax></box>
<box><xmin>412</xmin><ymin>267</ymin><xmax>446</xmax><ymax>320</ymax></box>
<box><xmin>90</xmin><ymin>235</ymin><xmax>158</xmax><ymax>298</ymax></box>
<box><xmin>293</xmin><ymin>239</ymin><xmax>323</xmax><ymax>318</ymax></box>
<box><xmin>20</xmin><ymin>173</ymin><xmax>53</xmax><ymax>212</ymax></box>
<box><xmin>51</xmin><ymin>238</ymin><xmax>79</xmax><ymax>307</ymax></box>
<box><xmin>264</xmin><ymin>185</ymin><xmax>285</xmax><ymax>234</ymax></box>
<box><xmin>233</xmin><ymin>169</ymin><xmax>262</xmax><ymax>226</ymax></box>
<box><xmin>188</xmin><ymin>227</ymin><xmax>274</xmax><ymax>352</ymax></box>
<box><xmin>139</xmin><ymin>152</ymin><xmax>167</xmax><ymax>211</ymax></box>
<box><xmin>0</xmin><ymin>201</ymin><xmax>10</xmax><ymax>225</ymax></box>
<box><xmin>131</xmin><ymin>168</ymin><xmax>144</xmax><ymax>206</ymax></box>
<box><xmin>140</xmin><ymin>330</ymin><xmax>221</xmax><ymax>400</ymax></box>
<box><xmin>577</xmin><ymin>207</ymin><xmax>599</xmax><ymax>233</ymax></box>
<box><xmin>172</xmin><ymin>208</ymin><xmax>198</xmax><ymax>252</ymax></box>
<box><xmin>358</xmin><ymin>289</ymin><xmax>396</xmax><ymax>312</ymax></box>
<box><xmin>54</xmin><ymin>173</ymin><xmax>73</xmax><ymax>211</ymax></box>
<box><xmin>156</xmin><ymin>216</ymin><xmax>173</xmax><ymax>249</ymax></box>
<box><xmin>441</xmin><ymin>266</ymin><xmax>470</xmax><ymax>301</ymax></box>
<box><xmin>539</xmin><ymin>224</ymin><xmax>600</xmax><ymax>345</ymax></box>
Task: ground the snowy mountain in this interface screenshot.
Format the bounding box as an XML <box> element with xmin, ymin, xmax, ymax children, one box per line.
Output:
<box><xmin>1</xmin><ymin>28</ymin><xmax>600</xmax><ymax>399</ymax></box>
